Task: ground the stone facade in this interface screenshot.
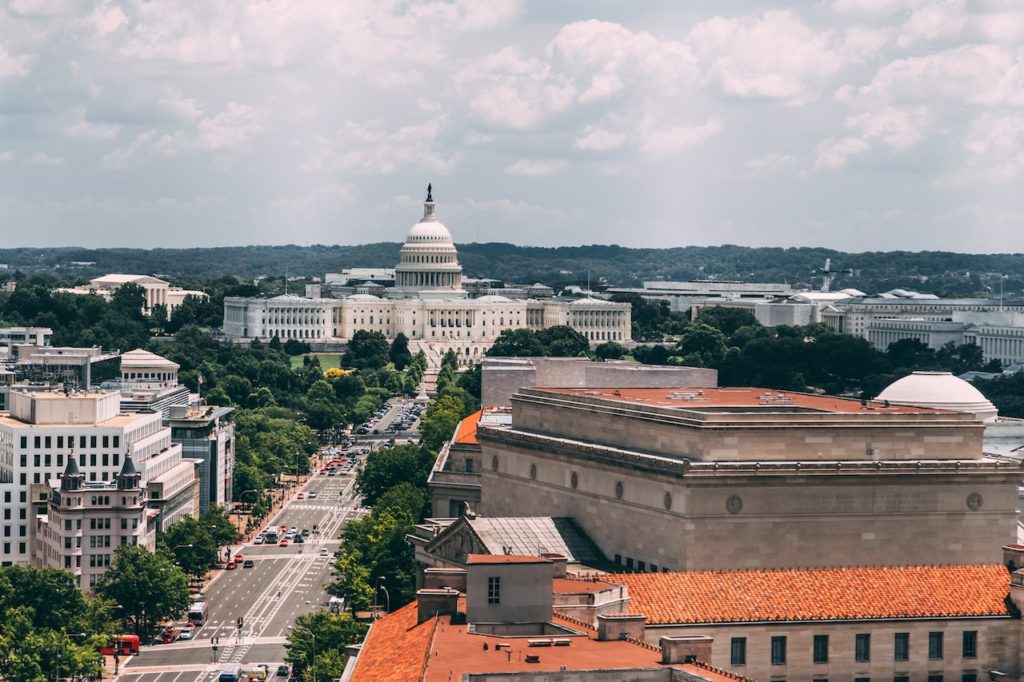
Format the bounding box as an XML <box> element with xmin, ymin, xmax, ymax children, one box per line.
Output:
<box><xmin>475</xmin><ymin>387</ymin><xmax>1022</xmax><ymax>571</ymax></box>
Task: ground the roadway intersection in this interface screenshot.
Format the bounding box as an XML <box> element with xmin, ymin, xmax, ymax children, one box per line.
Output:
<box><xmin>118</xmin><ymin>465</ymin><xmax>369</xmax><ymax>681</ymax></box>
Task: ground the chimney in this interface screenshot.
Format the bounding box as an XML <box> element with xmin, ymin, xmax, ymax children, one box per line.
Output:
<box><xmin>540</xmin><ymin>553</ymin><xmax>568</xmax><ymax>578</ymax></box>
<box><xmin>417</xmin><ymin>587</ymin><xmax>460</xmax><ymax>624</ymax></box>
<box><xmin>1003</xmin><ymin>545</ymin><xmax>1024</xmax><ymax>573</ymax></box>
<box><xmin>597</xmin><ymin>613</ymin><xmax>646</xmax><ymax>641</ymax></box>
<box><xmin>1010</xmin><ymin>570</ymin><xmax>1024</xmax><ymax>614</ymax></box>
<box><xmin>424</xmin><ymin>567</ymin><xmax>467</xmax><ymax>592</ymax></box>
<box><xmin>660</xmin><ymin>635</ymin><xmax>714</xmax><ymax>665</ymax></box>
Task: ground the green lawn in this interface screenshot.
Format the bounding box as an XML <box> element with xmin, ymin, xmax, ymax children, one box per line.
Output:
<box><xmin>290</xmin><ymin>353</ymin><xmax>344</xmax><ymax>370</ymax></box>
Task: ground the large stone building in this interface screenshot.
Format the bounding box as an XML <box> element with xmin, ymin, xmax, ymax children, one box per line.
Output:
<box><xmin>474</xmin><ymin>381</ymin><xmax>1021</xmax><ymax>572</ymax></box>
<box><xmin>56</xmin><ymin>274</ymin><xmax>207</xmax><ymax>316</ymax></box>
<box><xmin>0</xmin><ymin>391</ymin><xmax>198</xmax><ymax>566</ymax></box>
<box><xmin>34</xmin><ymin>455</ymin><xmax>155</xmax><ymax>592</ymax></box>
<box><xmin>223</xmin><ymin>189</ymin><xmax>631</xmax><ymax>364</ymax></box>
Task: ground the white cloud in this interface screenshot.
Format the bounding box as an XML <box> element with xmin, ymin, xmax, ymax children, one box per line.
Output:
<box><xmin>27</xmin><ymin>151</ymin><xmax>65</xmax><ymax>165</ymax></box>
<box><xmin>65</xmin><ymin>111</ymin><xmax>120</xmax><ymax>140</ymax></box>
<box><xmin>639</xmin><ymin>117</ymin><xmax>721</xmax><ymax>156</ymax></box>
<box><xmin>744</xmin><ymin>152</ymin><xmax>798</xmax><ymax>174</ymax></box>
<box><xmin>688</xmin><ymin>10</ymin><xmax>860</xmax><ymax>104</ymax></box>
<box><xmin>940</xmin><ymin>113</ymin><xmax>1024</xmax><ymax>184</ymax></box>
<box><xmin>815</xmin><ymin>136</ymin><xmax>870</xmax><ymax>169</ymax></box>
<box><xmin>299</xmin><ymin>119</ymin><xmax>458</xmax><ymax>175</ymax></box>
<box><xmin>504</xmin><ymin>159</ymin><xmax>567</xmax><ymax>176</ymax></box>
<box><xmin>574</xmin><ymin>126</ymin><xmax>627</xmax><ymax>152</ymax></box>
<box><xmin>87</xmin><ymin>2</ymin><xmax>127</xmax><ymax>35</ymax></box>
<box><xmin>196</xmin><ymin>102</ymin><xmax>264</xmax><ymax>150</ymax></box>
<box><xmin>0</xmin><ymin>151</ymin><xmax>14</xmax><ymax>162</ymax></box>
<box><xmin>846</xmin><ymin>106</ymin><xmax>929</xmax><ymax>150</ymax></box>
<box><xmin>0</xmin><ymin>45</ymin><xmax>33</xmax><ymax>79</ymax></box>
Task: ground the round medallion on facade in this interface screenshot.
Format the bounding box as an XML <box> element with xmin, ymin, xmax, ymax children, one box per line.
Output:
<box><xmin>491</xmin><ymin>455</ymin><xmax>498</xmax><ymax>471</ymax></box>
<box><xmin>529</xmin><ymin>463</ymin><xmax>537</xmax><ymax>480</ymax></box>
<box><xmin>726</xmin><ymin>495</ymin><xmax>743</xmax><ymax>515</ymax></box>
<box><xmin>570</xmin><ymin>471</ymin><xmax>579</xmax><ymax>490</ymax></box>
<box><xmin>663</xmin><ymin>491</ymin><xmax>673</xmax><ymax>511</ymax></box>
<box><xmin>615</xmin><ymin>481</ymin><xmax>624</xmax><ymax>500</ymax></box>
<box><xmin>967</xmin><ymin>492</ymin><xmax>983</xmax><ymax>511</ymax></box>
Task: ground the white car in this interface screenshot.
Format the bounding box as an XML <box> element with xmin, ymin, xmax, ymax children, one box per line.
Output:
<box><xmin>253</xmin><ymin>536</ymin><xmax>264</xmax><ymax>545</ymax></box>
<box><xmin>319</xmin><ymin>547</ymin><xmax>330</xmax><ymax>556</ymax></box>
<box><xmin>179</xmin><ymin>626</ymin><xmax>194</xmax><ymax>640</ymax></box>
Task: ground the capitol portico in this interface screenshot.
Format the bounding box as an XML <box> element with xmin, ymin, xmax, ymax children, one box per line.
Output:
<box><xmin>223</xmin><ymin>187</ymin><xmax>631</xmax><ymax>363</ymax></box>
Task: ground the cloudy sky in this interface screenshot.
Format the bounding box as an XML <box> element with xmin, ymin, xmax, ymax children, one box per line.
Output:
<box><xmin>2</xmin><ymin>0</ymin><xmax>1023</xmax><ymax>252</ymax></box>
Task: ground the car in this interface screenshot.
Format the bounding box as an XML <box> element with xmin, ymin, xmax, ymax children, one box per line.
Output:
<box><xmin>243</xmin><ymin>559</ymin><xmax>255</xmax><ymax>568</ymax></box>
<box><xmin>159</xmin><ymin>627</ymin><xmax>179</xmax><ymax>644</ymax></box>
<box><xmin>290</xmin><ymin>526</ymin><xmax>297</xmax><ymax>533</ymax></box>
<box><xmin>279</xmin><ymin>539</ymin><xmax>289</xmax><ymax>547</ymax></box>
<box><xmin>225</xmin><ymin>561</ymin><xmax>236</xmax><ymax>570</ymax></box>
<box><xmin>179</xmin><ymin>625</ymin><xmax>194</xmax><ymax>640</ymax></box>
<box><xmin>308</xmin><ymin>491</ymin><xmax>317</xmax><ymax>499</ymax></box>
<box><xmin>333</xmin><ymin>549</ymin><xmax>341</xmax><ymax>558</ymax></box>
<box><xmin>253</xmin><ymin>536</ymin><xmax>264</xmax><ymax>545</ymax></box>
<box><xmin>319</xmin><ymin>547</ymin><xmax>330</xmax><ymax>556</ymax></box>
<box><xmin>301</xmin><ymin>528</ymin><xmax>310</xmax><ymax>536</ymax></box>
<box><xmin>293</xmin><ymin>535</ymin><xmax>304</xmax><ymax>544</ymax></box>
<box><xmin>276</xmin><ymin>666</ymin><xmax>289</xmax><ymax>677</ymax></box>
<box><xmin>234</xmin><ymin>554</ymin><xmax>244</xmax><ymax>562</ymax></box>
<box><xmin>297</xmin><ymin>492</ymin><xmax>305</xmax><ymax>499</ymax></box>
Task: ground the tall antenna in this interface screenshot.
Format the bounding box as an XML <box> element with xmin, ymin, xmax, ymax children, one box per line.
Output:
<box><xmin>285</xmin><ymin>266</ymin><xmax>289</xmax><ymax>295</ymax></box>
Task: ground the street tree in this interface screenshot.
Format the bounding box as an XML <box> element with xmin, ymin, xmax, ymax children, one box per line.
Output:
<box><xmin>96</xmin><ymin>545</ymin><xmax>189</xmax><ymax>636</ymax></box>
<box><xmin>355</xmin><ymin>444</ymin><xmax>434</xmax><ymax>506</ymax></box>
<box><xmin>161</xmin><ymin>517</ymin><xmax>219</xmax><ymax>580</ymax></box>
<box><xmin>389</xmin><ymin>333</ymin><xmax>413</xmax><ymax>371</ymax></box>
<box><xmin>284</xmin><ymin>611</ymin><xmax>367</xmax><ymax>677</ymax></box>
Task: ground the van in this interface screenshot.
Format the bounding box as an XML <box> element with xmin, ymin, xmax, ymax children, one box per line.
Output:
<box><xmin>218</xmin><ymin>666</ymin><xmax>241</xmax><ymax>682</ymax></box>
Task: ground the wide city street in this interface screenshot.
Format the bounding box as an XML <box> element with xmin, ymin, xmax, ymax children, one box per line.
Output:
<box><xmin>117</xmin><ymin>463</ymin><xmax>368</xmax><ymax>681</ymax></box>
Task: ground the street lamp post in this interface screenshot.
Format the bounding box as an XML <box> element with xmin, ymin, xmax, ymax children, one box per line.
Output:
<box><xmin>237</xmin><ymin>489</ymin><xmax>259</xmax><ymax>534</ymax></box>
<box><xmin>374</xmin><ymin>577</ymin><xmax>390</xmax><ymax>618</ymax></box>
<box><xmin>54</xmin><ymin>631</ymin><xmax>86</xmax><ymax>682</ymax></box>
<box><xmin>289</xmin><ymin>624</ymin><xmax>317</xmax><ymax>682</ymax></box>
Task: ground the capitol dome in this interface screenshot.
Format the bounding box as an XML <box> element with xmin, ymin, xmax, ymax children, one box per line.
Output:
<box><xmin>393</xmin><ymin>184</ymin><xmax>464</xmax><ymax>296</ymax></box>
<box><xmin>876</xmin><ymin>371</ymin><xmax>998</xmax><ymax>422</ymax></box>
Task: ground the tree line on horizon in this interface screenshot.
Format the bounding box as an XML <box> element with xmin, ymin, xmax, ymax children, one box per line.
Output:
<box><xmin>2</xmin><ymin>243</ymin><xmax>1024</xmax><ymax>295</ymax></box>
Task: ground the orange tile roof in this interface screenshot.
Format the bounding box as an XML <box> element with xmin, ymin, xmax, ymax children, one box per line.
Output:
<box><xmin>609</xmin><ymin>565</ymin><xmax>1013</xmax><ymax>625</ymax></box>
<box><xmin>453</xmin><ymin>409</ymin><xmax>483</xmax><ymax>445</ymax></box>
<box><xmin>553</xmin><ymin>577</ymin><xmax>619</xmax><ymax>595</ymax></box>
<box><xmin>543</xmin><ymin>386</ymin><xmax>946</xmax><ymax>414</ymax></box>
<box><xmin>350</xmin><ymin>602</ymin><xmax>435</xmax><ymax>682</ymax></box>
<box><xmin>467</xmin><ymin>553</ymin><xmax>548</xmax><ymax>565</ymax></box>
<box><xmin>353</xmin><ymin>599</ymin><xmax>753</xmax><ymax>682</ymax></box>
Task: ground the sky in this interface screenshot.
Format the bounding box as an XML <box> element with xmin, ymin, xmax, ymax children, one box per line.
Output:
<box><xmin>2</xmin><ymin>0</ymin><xmax>1023</xmax><ymax>253</ymax></box>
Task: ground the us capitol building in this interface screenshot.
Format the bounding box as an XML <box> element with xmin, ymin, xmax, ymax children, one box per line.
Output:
<box><xmin>223</xmin><ymin>187</ymin><xmax>631</xmax><ymax>364</ymax></box>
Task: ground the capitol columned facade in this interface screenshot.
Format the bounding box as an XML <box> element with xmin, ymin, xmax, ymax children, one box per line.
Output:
<box><xmin>222</xmin><ymin>188</ymin><xmax>631</xmax><ymax>364</ymax></box>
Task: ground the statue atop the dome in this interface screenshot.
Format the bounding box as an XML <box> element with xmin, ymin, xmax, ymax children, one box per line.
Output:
<box><xmin>426</xmin><ymin>183</ymin><xmax>433</xmax><ymax>202</ymax></box>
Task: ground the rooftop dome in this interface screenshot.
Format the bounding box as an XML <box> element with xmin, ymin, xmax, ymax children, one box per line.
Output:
<box><xmin>876</xmin><ymin>371</ymin><xmax>998</xmax><ymax>422</ymax></box>
<box><xmin>475</xmin><ymin>295</ymin><xmax>512</xmax><ymax>303</ymax></box>
<box><xmin>406</xmin><ymin>220</ymin><xmax>454</xmax><ymax>244</ymax></box>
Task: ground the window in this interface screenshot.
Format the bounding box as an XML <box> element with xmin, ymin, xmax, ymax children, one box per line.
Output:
<box><xmin>962</xmin><ymin>674</ymin><xmax>977</xmax><ymax>682</ymax></box>
<box><xmin>894</xmin><ymin>633</ymin><xmax>909</xmax><ymax>661</ymax></box>
<box><xmin>487</xmin><ymin>576</ymin><xmax>501</xmax><ymax>604</ymax></box>
<box><xmin>929</xmin><ymin>632</ymin><xmax>944</xmax><ymax>660</ymax></box>
<box><xmin>102</xmin><ymin>435</ymin><xmax>109</xmax><ymax>448</ymax></box>
<box><xmin>962</xmin><ymin>631</ymin><xmax>977</xmax><ymax>659</ymax></box>
<box><xmin>90</xmin><ymin>436</ymin><xmax>96</xmax><ymax>448</ymax></box>
<box><xmin>813</xmin><ymin>635</ymin><xmax>829</xmax><ymax>663</ymax></box>
<box><xmin>113</xmin><ymin>436</ymin><xmax>120</xmax><ymax>448</ymax></box>
<box><xmin>855</xmin><ymin>634</ymin><xmax>871</xmax><ymax>662</ymax></box>
<box><xmin>20</xmin><ymin>436</ymin><xmax>27</xmax><ymax>449</ymax></box>
<box><xmin>855</xmin><ymin>678</ymin><xmax>870</xmax><ymax>682</ymax></box>
<box><xmin>771</xmin><ymin>636</ymin><xmax>787</xmax><ymax>665</ymax></box>
<box><xmin>730</xmin><ymin>637</ymin><xmax>746</xmax><ymax>666</ymax></box>
<box><xmin>928</xmin><ymin>676</ymin><xmax>943</xmax><ymax>682</ymax></box>
<box><xmin>44</xmin><ymin>436</ymin><xmax>51</xmax><ymax>448</ymax></box>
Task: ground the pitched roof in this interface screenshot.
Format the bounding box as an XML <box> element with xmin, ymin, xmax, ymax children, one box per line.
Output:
<box><xmin>120</xmin><ymin>348</ymin><xmax>180</xmax><ymax>370</ymax></box>
<box><xmin>350</xmin><ymin>602</ymin><xmax>435</xmax><ymax>682</ymax></box>
<box><xmin>609</xmin><ymin>565</ymin><xmax>1014</xmax><ymax>625</ymax></box>
<box><xmin>453</xmin><ymin>409</ymin><xmax>482</xmax><ymax>445</ymax></box>
<box><xmin>466</xmin><ymin>517</ymin><xmax>607</xmax><ymax>567</ymax></box>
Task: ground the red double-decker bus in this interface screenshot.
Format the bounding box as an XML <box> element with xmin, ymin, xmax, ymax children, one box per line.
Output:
<box><xmin>100</xmin><ymin>634</ymin><xmax>140</xmax><ymax>656</ymax></box>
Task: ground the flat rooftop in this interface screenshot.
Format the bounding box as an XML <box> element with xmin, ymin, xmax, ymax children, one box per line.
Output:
<box><xmin>541</xmin><ymin>387</ymin><xmax>945</xmax><ymax>415</ymax></box>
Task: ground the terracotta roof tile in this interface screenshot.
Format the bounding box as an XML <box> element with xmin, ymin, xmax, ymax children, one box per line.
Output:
<box><xmin>453</xmin><ymin>409</ymin><xmax>483</xmax><ymax>445</ymax></box>
<box><xmin>609</xmin><ymin>565</ymin><xmax>1013</xmax><ymax>625</ymax></box>
<box><xmin>350</xmin><ymin>602</ymin><xmax>435</xmax><ymax>682</ymax></box>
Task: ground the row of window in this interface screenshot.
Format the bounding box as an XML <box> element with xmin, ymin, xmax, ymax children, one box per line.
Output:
<box><xmin>19</xmin><ymin>435</ymin><xmax>121</xmax><ymax>450</ymax></box>
<box><xmin>731</xmin><ymin>631</ymin><xmax>976</xmax><ymax>666</ymax></box>
<box><xmin>21</xmin><ymin>469</ymin><xmax>119</xmax><ymax>486</ymax></box>
<box><xmin>20</xmin><ymin>452</ymin><xmax>123</xmax><ymax>469</ymax></box>
<box><xmin>1</xmin><ymin>542</ymin><xmax>27</xmax><ymax>555</ymax></box>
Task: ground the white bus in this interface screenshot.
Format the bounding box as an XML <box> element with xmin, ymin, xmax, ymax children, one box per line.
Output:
<box><xmin>218</xmin><ymin>666</ymin><xmax>241</xmax><ymax>682</ymax></box>
<box><xmin>187</xmin><ymin>601</ymin><xmax>208</xmax><ymax>627</ymax></box>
